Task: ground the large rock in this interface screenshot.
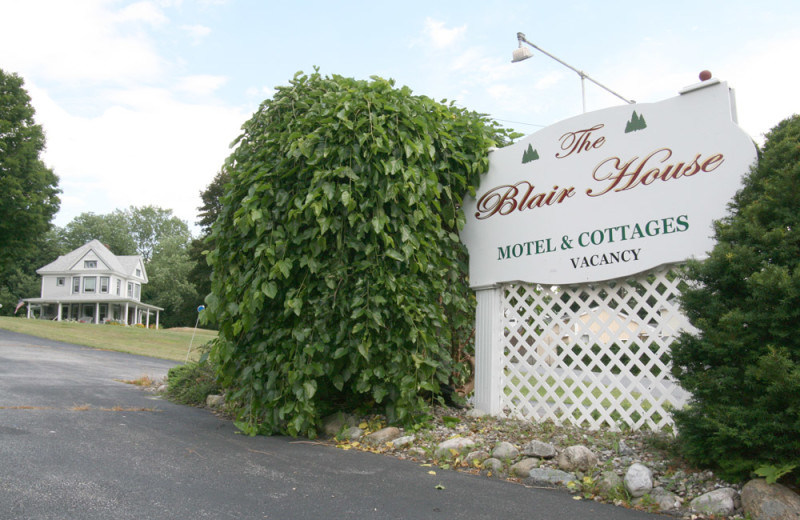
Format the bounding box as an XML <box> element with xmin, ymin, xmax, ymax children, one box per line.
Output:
<box><xmin>464</xmin><ymin>450</ymin><xmax>490</xmax><ymax>466</ymax></box>
<box><xmin>482</xmin><ymin>457</ymin><xmax>504</xmax><ymax>475</ymax></box>
<box><xmin>557</xmin><ymin>445</ymin><xmax>598</xmax><ymax>472</ymax></box>
<box><xmin>389</xmin><ymin>435</ymin><xmax>415</xmax><ymax>449</ymax></box>
<box><xmin>322</xmin><ymin>412</ymin><xmax>356</xmax><ymax>437</ymax></box>
<box><xmin>341</xmin><ymin>426</ymin><xmax>363</xmax><ymax>441</ymax></box>
<box><xmin>690</xmin><ymin>487</ymin><xmax>738</xmax><ymax>517</ymax></box>
<box><xmin>434</xmin><ymin>437</ymin><xmax>475</xmax><ymax>459</ymax></box>
<box><xmin>521</xmin><ymin>440</ymin><xmax>557</xmax><ymax>459</ymax></box>
<box><xmin>364</xmin><ymin>426</ymin><xmax>401</xmax><ymax>446</ymax></box>
<box><xmin>525</xmin><ymin>468</ymin><xmax>577</xmax><ymax>488</ymax></box>
<box><xmin>742</xmin><ymin>479</ymin><xmax>800</xmax><ymax>520</ymax></box>
<box><xmin>634</xmin><ymin>487</ymin><xmax>681</xmax><ymax>512</ymax></box>
<box><xmin>510</xmin><ymin>458</ymin><xmax>539</xmax><ymax>477</ymax></box>
<box><xmin>492</xmin><ymin>441</ymin><xmax>519</xmax><ymax>460</ymax></box>
<box><xmin>597</xmin><ymin>471</ymin><xmax>624</xmax><ymax>497</ymax></box>
<box><xmin>624</xmin><ymin>463</ymin><xmax>653</xmax><ymax>498</ymax></box>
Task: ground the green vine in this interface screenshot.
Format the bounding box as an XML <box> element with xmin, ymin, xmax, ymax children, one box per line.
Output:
<box><xmin>205</xmin><ymin>70</ymin><xmax>517</xmax><ymax>437</ymax></box>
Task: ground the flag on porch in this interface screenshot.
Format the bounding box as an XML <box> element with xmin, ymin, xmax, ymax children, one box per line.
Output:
<box><xmin>14</xmin><ymin>299</ymin><xmax>25</xmax><ymax>314</ymax></box>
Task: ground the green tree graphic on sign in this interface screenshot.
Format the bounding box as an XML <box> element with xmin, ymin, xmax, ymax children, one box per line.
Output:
<box><xmin>522</xmin><ymin>143</ymin><xmax>540</xmax><ymax>164</ymax></box>
<box><xmin>625</xmin><ymin>111</ymin><xmax>647</xmax><ymax>133</ymax></box>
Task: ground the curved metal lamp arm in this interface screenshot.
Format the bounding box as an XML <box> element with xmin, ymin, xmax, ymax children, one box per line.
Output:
<box><xmin>515</xmin><ymin>32</ymin><xmax>634</xmax><ymax>112</ymax></box>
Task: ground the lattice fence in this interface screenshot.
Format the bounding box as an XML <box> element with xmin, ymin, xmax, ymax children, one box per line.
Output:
<box><xmin>498</xmin><ymin>265</ymin><xmax>693</xmax><ymax>431</ymax></box>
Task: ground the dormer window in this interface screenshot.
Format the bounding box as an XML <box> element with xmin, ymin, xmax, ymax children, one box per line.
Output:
<box><xmin>85</xmin><ymin>260</ymin><xmax>97</xmax><ymax>268</ymax></box>
<box><xmin>136</xmin><ymin>268</ymin><xmax>142</xmax><ymax>277</ymax></box>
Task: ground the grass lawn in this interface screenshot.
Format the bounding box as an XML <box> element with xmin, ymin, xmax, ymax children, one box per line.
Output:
<box><xmin>0</xmin><ymin>316</ymin><xmax>217</xmax><ymax>362</ymax></box>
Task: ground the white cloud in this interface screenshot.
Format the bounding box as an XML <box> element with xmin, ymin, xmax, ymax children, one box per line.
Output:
<box><xmin>534</xmin><ymin>71</ymin><xmax>566</xmax><ymax>90</ymax></box>
<box><xmin>28</xmin><ymin>84</ymin><xmax>248</xmax><ymax>228</ymax></box>
<box><xmin>175</xmin><ymin>75</ymin><xmax>228</xmax><ymax>96</ymax></box>
<box><xmin>116</xmin><ymin>1</ymin><xmax>169</xmax><ymax>26</ymax></box>
<box><xmin>423</xmin><ymin>18</ymin><xmax>467</xmax><ymax>49</ymax></box>
<box><xmin>0</xmin><ymin>0</ymin><xmax>165</xmax><ymax>84</ymax></box>
<box><xmin>181</xmin><ymin>24</ymin><xmax>212</xmax><ymax>44</ymax></box>
<box><xmin>722</xmin><ymin>34</ymin><xmax>800</xmax><ymax>142</ymax></box>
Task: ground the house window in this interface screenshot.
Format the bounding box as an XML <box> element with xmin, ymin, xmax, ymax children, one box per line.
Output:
<box><xmin>136</xmin><ymin>268</ymin><xmax>142</xmax><ymax>277</ymax></box>
<box><xmin>134</xmin><ymin>283</ymin><xmax>141</xmax><ymax>300</ymax></box>
<box><xmin>116</xmin><ymin>279</ymin><xmax>121</xmax><ymax>296</ymax></box>
<box><xmin>83</xmin><ymin>277</ymin><xmax>97</xmax><ymax>293</ymax></box>
<box><xmin>100</xmin><ymin>277</ymin><xmax>109</xmax><ymax>294</ymax></box>
<box><xmin>127</xmin><ymin>282</ymin><xmax>133</xmax><ymax>298</ymax></box>
<box><xmin>84</xmin><ymin>260</ymin><xmax>97</xmax><ymax>268</ymax></box>
<box><xmin>56</xmin><ymin>277</ymin><xmax>65</xmax><ymax>287</ymax></box>
<box><xmin>72</xmin><ymin>277</ymin><xmax>81</xmax><ymax>294</ymax></box>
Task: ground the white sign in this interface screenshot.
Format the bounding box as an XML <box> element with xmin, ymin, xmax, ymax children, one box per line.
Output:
<box><xmin>461</xmin><ymin>80</ymin><xmax>757</xmax><ymax>288</ymax></box>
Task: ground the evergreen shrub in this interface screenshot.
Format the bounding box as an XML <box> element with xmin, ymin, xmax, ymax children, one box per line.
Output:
<box><xmin>671</xmin><ymin>115</ymin><xmax>800</xmax><ymax>481</ymax></box>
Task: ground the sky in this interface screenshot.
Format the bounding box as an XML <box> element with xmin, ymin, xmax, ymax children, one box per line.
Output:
<box><xmin>1</xmin><ymin>0</ymin><xmax>799</xmax><ymax>234</ymax></box>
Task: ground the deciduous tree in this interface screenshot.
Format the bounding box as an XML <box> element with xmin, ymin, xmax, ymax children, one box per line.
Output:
<box><xmin>0</xmin><ymin>68</ymin><xmax>60</xmax><ymax>276</ymax></box>
<box><xmin>59</xmin><ymin>211</ymin><xmax>137</xmax><ymax>255</ymax></box>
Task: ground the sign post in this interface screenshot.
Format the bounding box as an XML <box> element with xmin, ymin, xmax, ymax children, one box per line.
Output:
<box><xmin>462</xmin><ymin>79</ymin><xmax>757</xmax><ymax>421</ymax></box>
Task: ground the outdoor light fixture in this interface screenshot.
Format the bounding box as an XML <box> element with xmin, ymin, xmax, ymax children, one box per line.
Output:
<box><xmin>513</xmin><ymin>32</ymin><xmax>634</xmax><ymax>113</ymax></box>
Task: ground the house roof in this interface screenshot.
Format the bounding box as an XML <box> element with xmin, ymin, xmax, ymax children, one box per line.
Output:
<box><xmin>37</xmin><ymin>239</ymin><xmax>147</xmax><ymax>281</ymax></box>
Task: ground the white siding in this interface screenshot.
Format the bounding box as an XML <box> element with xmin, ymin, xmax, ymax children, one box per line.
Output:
<box><xmin>40</xmin><ymin>275</ymin><xmax>72</xmax><ymax>299</ymax></box>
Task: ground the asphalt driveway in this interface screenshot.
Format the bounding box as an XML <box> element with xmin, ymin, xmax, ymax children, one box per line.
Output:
<box><xmin>0</xmin><ymin>329</ymin><xmax>666</xmax><ymax>519</ymax></box>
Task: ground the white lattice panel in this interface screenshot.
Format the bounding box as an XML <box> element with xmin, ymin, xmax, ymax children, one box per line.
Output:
<box><xmin>499</xmin><ymin>266</ymin><xmax>692</xmax><ymax>431</ymax></box>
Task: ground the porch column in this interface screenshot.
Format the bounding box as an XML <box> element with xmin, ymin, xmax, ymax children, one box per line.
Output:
<box><xmin>124</xmin><ymin>302</ymin><xmax>129</xmax><ymax>325</ymax></box>
<box><xmin>145</xmin><ymin>310</ymin><xmax>150</xmax><ymax>328</ymax></box>
<box><xmin>57</xmin><ymin>303</ymin><xmax>62</xmax><ymax>322</ymax></box>
<box><xmin>95</xmin><ymin>302</ymin><xmax>100</xmax><ymax>324</ymax></box>
<box><xmin>26</xmin><ymin>304</ymin><xmax>31</xmax><ymax>319</ymax></box>
<box><xmin>155</xmin><ymin>311</ymin><xmax>160</xmax><ymax>329</ymax></box>
<box><xmin>474</xmin><ymin>286</ymin><xmax>503</xmax><ymax>415</ymax></box>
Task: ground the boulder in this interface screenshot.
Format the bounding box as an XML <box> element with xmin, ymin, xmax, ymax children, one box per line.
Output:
<box><xmin>434</xmin><ymin>437</ymin><xmax>475</xmax><ymax>459</ymax></box>
<box><xmin>634</xmin><ymin>487</ymin><xmax>681</xmax><ymax>512</ymax></box>
<box><xmin>690</xmin><ymin>487</ymin><xmax>738</xmax><ymax>517</ymax></box>
<box><xmin>525</xmin><ymin>468</ymin><xmax>577</xmax><ymax>488</ymax></box>
<box><xmin>521</xmin><ymin>440</ymin><xmax>557</xmax><ymax>459</ymax></box>
<box><xmin>364</xmin><ymin>426</ymin><xmax>401</xmax><ymax>446</ymax></box>
<box><xmin>741</xmin><ymin>479</ymin><xmax>800</xmax><ymax>520</ymax></box>
<box><xmin>322</xmin><ymin>411</ymin><xmax>356</xmax><ymax>437</ymax></box>
<box><xmin>390</xmin><ymin>435</ymin><xmax>415</xmax><ymax>449</ymax></box>
<box><xmin>341</xmin><ymin>426</ymin><xmax>363</xmax><ymax>441</ymax></box>
<box><xmin>509</xmin><ymin>458</ymin><xmax>539</xmax><ymax>477</ymax></box>
<box><xmin>557</xmin><ymin>445</ymin><xmax>598</xmax><ymax>472</ymax></box>
<box><xmin>624</xmin><ymin>463</ymin><xmax>653</xmax><ymax>498</ymax></box>
<box><xmin>464</xmin><ymin>450</ymin><xmax>490</xmax><ymax>465</ymax></box>
<box><xmin>597</xmin><ymin>470</ymin><xmax>624</xmax><ymax>497</ymax></box>
<box><xmin>482</xmin><ymin>457</ymin><xmax>504</xmax><ymax>475</ymax></box>
<box><xmin>492</xmin><ymin>441</ymin><xmax>519</xmax><ymax>460</ymax></box>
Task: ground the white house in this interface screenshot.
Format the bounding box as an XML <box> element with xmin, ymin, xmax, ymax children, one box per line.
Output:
<box><xmin>23</xmin><ymin>239</ymin><xmax>163</xmax><ymax>327</ymax></box>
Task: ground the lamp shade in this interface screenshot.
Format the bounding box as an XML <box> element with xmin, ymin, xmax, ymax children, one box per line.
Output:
<box><xmin>512</xmin><ymin>46</ymin><xmax>533</xmax><ymax>63</ymax></box>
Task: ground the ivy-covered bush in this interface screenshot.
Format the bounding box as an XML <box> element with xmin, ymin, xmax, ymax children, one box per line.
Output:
<box><xmin>671</xmin><ymin>115</ymin><xmax>800</xmax><ymax>481</ymax></box>
<box><xmin>205</xmin><ymin>71</ymin><xmax>514</xmax><ymax>437</ymax></box>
